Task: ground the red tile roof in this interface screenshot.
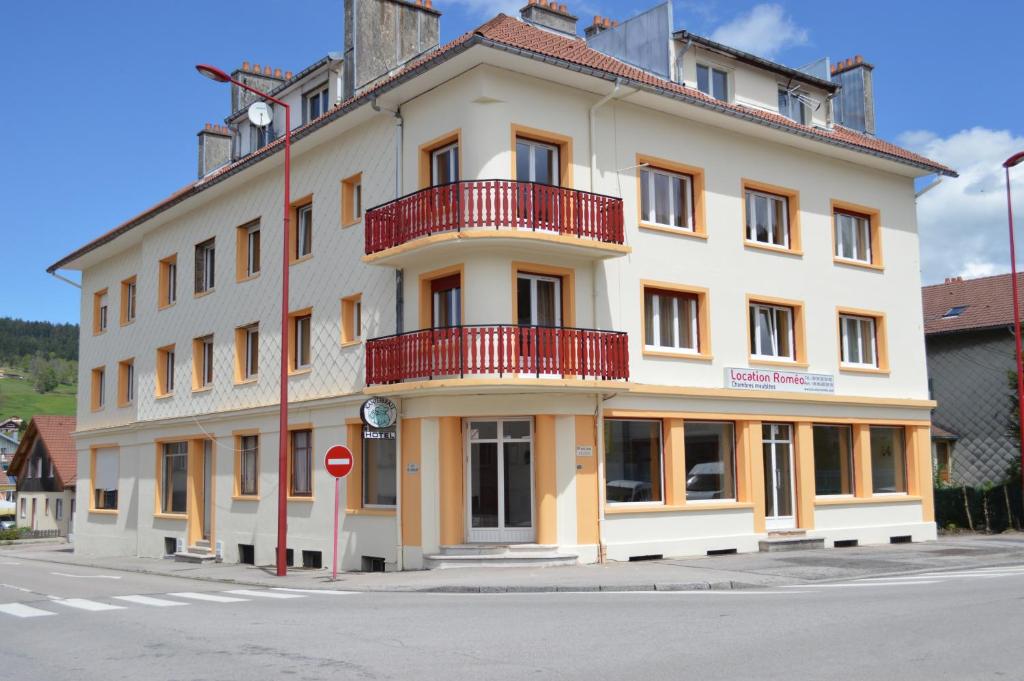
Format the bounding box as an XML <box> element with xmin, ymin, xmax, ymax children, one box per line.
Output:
<box><xmin>49</xmin><ymin>14</ymin><xmax>954</xmax><ymax>273</ymax></box>
<box><xmin>931</xmin><ymin>423</ymin><xmax>959</xmax><ymax>439</ymax></box>
<box><xmin>10</xmin><ymin>416</ymin><xmax>77</xmax><ymax>488</ymax></box>
<box><xmin>922</xmin><ymin>273</ymin><xmax>1024</xmax><ymax>335</ymax></box>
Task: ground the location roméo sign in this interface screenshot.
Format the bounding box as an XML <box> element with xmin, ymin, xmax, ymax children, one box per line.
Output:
<box><xmin>324</xmin><ymin>445</ymin><xmax>354</xmax><ymax>479</ymax></box>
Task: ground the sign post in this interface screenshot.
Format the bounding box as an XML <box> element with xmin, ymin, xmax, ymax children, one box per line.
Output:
<box><xmin>324</xmin><ymin>444</ymin><xmax>354</xmax><ymax>581</ymax></box>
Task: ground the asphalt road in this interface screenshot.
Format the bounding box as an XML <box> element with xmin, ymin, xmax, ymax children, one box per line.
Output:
<box><xmin>1</xmin><ymin>557</ymin><xmax>1022</xmax><ymax>681</ymax></box>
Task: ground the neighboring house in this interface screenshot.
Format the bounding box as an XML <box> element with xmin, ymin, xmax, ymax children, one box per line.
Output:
<box><xmin>923</xmin><ymin>274</ymin><xmax>1022</xmax><ymax>486</ymax></box>
<box><xmin>0</xmin><ymin>430</ymin><xmax>19</xmax><ymax>457</ymax></box>
<box><xmin>1</xmin><ymin>434</ymin><xmax>19</xmax><ymax>503</ymax></box>
<box><xmin>8</xmin><ymin>416</ymin><xmax>77</xmax><ymax>534</ymax></box>
<box><xmin>50</xmin><ymin>0</ymin><xmax>952</xmax><ymax>569</ymax></box>
<box><xmin>0</xmin><ymin>418</ymin><xmax>22</xmax><ymax>438</ymax></box>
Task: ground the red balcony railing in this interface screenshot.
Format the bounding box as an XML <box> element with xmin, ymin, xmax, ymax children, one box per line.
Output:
<box><xmin>366</xmin><ymin>324</ymin><xmax>629</xmax><ymax>386</ymax></box>
<box><xmin>364</xmin><ymin>180</ymin><xmax>625</xmax><ymax>255</ymax></box>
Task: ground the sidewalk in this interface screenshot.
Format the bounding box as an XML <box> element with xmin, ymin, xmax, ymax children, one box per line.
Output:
<box><xmin>4</xmin><ymin>533</ymin><xmax>1023</xmax><ymax>593</ymax></box>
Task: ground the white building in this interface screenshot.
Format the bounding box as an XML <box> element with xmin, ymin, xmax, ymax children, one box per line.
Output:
<box><xmin>50</xmin><ymin>0</ymin><xmax>954</xmax><ymax>570</ymax></box>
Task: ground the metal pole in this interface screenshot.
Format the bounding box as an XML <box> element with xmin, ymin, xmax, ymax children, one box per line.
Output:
<box><xmin>332</xmin><ymin>476</ymin><xmax>340</xmax><ymax>581</ymax></box>
<box><xmin>1005</xmin><ymin>165</ymin><xmax>1024</xmax><ymax>507</ymax></box>
<box><xmin>277</xmin><ymin>104</ymin><xmax>291</xmax><ymax>577</ymax></box>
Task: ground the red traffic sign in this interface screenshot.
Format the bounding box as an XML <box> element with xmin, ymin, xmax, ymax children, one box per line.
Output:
<box><xmin>324</xmin><ymin>445</ymin><xmax>354</xmax><ymax>479</ymax></box>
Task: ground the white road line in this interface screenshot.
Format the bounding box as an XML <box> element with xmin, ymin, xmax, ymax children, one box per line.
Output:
<box><xmin>783</xmin><ymin>580</ymin><xmax>942</xmax><ymax>588</ymax></box>
<box><xmin>272</xmin><ymin>588</ymin><xmax>356</xmax><ymax>595</ymax></box>
<box><xmin>50</xmin><ymin>572</ymin><xmax>121</xmax><ymax>580</ymax></box>
<box><xmin>54</xmin><ymin>598</ymin><xmax>125</xmax><ymax>612</ymax></box>
<box><xmin>167</xmin><ymin>591</ymin><xmax>249</xmax><ymax>603</ymax></box>
<box><xmin>0</xmin><ymin>603</ymin><xmax>56</xmax><ymax>618</ymax></box>
<box><xmin>113</xmin><ymin>595</ymin><xmax>188</xmax><ymax>607</ymax></box>
<box><xmin>0</xmin><ymin>583</ymin><xmax>34</xmax><ymax>593</ymax></box>
<box><xmin>0</xmin><ymin>560</ymin><xmax>21</xmax><ymax>566</ymax></box>
<box><xmin>225</xmin><ymin>589</ymin><xmax>305</xmax><ymax>599</ymax></box>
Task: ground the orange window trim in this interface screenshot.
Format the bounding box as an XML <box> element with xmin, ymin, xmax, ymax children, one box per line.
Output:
<box><xmin>418</xmin><ymin>130</ymin><xmax>461</xmax><ymax>189</ymax></box>
<box><xmin>741</xmin><ymin>178</ymin><xmax>802</xmax><ymax>254</ymax></box>
<box><xmin>635</xmin><ymin>154</ymin><xmax>707</xmax><ymax>236</ymax></box>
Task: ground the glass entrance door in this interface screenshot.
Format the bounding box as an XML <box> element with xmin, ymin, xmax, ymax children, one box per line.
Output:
<box><xmin>466</xmin><ymin>419</ymin><xmax>535</xmax><ymax>543</ymax></box>
<box><xmin>762</xmin><ymin>423</ymin><xmax>795</xmax><ymax>530</ymax></box>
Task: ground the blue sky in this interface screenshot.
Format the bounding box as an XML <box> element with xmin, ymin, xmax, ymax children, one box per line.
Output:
<box><xmin>2</xmin><ymin>0</ymin><xmax>1022</xmax><ymax>324</ymax></box>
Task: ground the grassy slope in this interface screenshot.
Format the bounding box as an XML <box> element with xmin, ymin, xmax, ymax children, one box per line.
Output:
<box><xmin>0</xmin><ymin>376</ymin><xmax>76</xmax><ymax>422</ymax></box>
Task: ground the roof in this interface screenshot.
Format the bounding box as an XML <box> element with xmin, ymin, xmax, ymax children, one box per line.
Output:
<box><xmin>931</xmin><ymin>423</ymin><xmax>959</xmax><ymax>440</ymax></box>
<box><xmin>226</xmin><ymin>54</ymin><xmax>340</xmax><ymax>123</ymax></box>
<box><xmin>674</xmin><ymin>30</ymin><xmax>837</xmax><ymax>92</ymax></box>
<box><xmin>922</xmin><ymin>273</ymin><xmax>1024</xmax><ymax>335</ymax></box>
<box><xmin>9</xmin><ymin>416</ymin><xmax>77</xmax><ymax>488</ymax></box>
<box><xmin>48</xmin><ymin>14</ymin><xmax>955</xmax><ymax>273</ymax></box>
<box><xmin>0</xmin><ymin>472</ymin><xmax>13</xmax><ymax>487</ymax></box>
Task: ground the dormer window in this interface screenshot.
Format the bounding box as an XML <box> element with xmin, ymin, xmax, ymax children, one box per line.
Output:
<box><xmin>943</xmin><ymin>306</ymin><xmax>968</xmax><ymax>318</ymax></box>
<box><xmin>696</xmin><ymin>64</ymin><xmax>728</xmax><ymax>102</ymax></box>
<box><xmin>306</xmin><ymin>84</ymin><xmax>329</xmax><ymax>122</ymax></box>
<box><xmin>778</xmin><ymin>88</ymin><xmax>810</xmax><ymax>124</ymax></box>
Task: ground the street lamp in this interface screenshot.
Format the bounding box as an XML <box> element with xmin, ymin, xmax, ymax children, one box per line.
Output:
<box><xmin>1003</xmin><ymin>150</ymin><xmax>1024</xmax><ymax>507</ymax></box>
<box><xmin>197</xmin><ymin>63</ymin><xmax>292</xmax><ymax>576</ymax></box>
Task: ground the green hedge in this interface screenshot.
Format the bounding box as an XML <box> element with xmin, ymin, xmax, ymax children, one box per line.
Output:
<box><xmin>0</xmin><ymin>527</ymin><xmax>26</xmax><ymax>541</ymax></box>
<box><xmin>935</xmin><ymin>484</ymin><xmax>1023</xmax><ymax>532</ymax></box>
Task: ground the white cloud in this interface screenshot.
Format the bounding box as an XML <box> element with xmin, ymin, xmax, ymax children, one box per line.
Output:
<box><xmin>901</xmin><ymin>126</ymin><xmax>1024</xmax><ymax>284</ymax></box>
<box><xmin>709</xmin><ymin>4</ymin><xmax>808</xmax><ymax>59</ymax></box>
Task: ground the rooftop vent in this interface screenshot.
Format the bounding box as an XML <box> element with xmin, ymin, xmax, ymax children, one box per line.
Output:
<box><xmin>520</xmin><ymin>0</ymin><xmax>578</xmax><ymax>37</ymax></box>
<box><xmin>584</xmin><ymin>15</ymin><xmax>618</xmax><ymax>39</ymax></box>
<box><xmin>197</xmin><ymin>123</ymin><xmax>232</xmax><ymax>178</ymax></box>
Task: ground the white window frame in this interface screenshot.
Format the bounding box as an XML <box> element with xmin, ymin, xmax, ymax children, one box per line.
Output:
<box><xmin>239</xmin><ymin>434</ymin><xmax>259</xmax><ymax>497</ymax></box>
<box><xmin>96</xmin><ymin>368</ymin><xmax>105</xmax><ymax>408</ymax></box>
<box><xmin>296</xmin><ymin>204</ymin><xmax>313</xmax><ymax>258</ymax></box>
<box><xmin>354</xmin><ymin>300</ymin><xmax>362</xmax><ymax>340</ymax></box>
<box><xmin>640</xmin><ymin>167</ymin><xmax>693</xmax><ymax>231</ymax></box>
<box><xmin>200</xmin><ymin>336</ymin><xmax>214</xmax><ymax>387</ymax></box>
<box><xmin>125</xmin><ymin>361</ymin><xmax>135</xmax><ymax>403</ymax></box>
<box><xmin>305</xmin><ymin>85</ymin><xmax>329</xmax><ymax>122</ymax></box>
<box><xmin>431</xmin><ymin>142</ymin><xmax>459</xmax><ymax>186</ymax></box>
<box><xmin>244</xmin><ymin>325</ymin><xmax>259</xmax><ymax>379</ymax></box>
<box><xmin>166</xmin><ymin>262</ymin><xmax>177</xmax><ymax>305</ymax></box>
<box><xmin>644</xmin><ymin>290</ymin><xmax>699</xmax><ymax>354</ymax></box>
<box><xmin>247</xmin><ymin>222</ymin><xmax>261</xmax><ymax>276</ymax></box>
<box><xmin>165</xmin><ymin>349</ymin><xmax>176</xmax><ymax>393</ymax></box>
<box><xmin>196</xmin><ymin>239</ymin><xmax>215</xmax><ymax>293</ymax></box>
<box><xmin>834</xmin><ymin>211</ymin><xmax>872</xmax><ymax>263</ymax></box>
<box><xmin>840</xmin><ymin>314</ymin><xmax>878</xmax><ymax>369</ymax></box>
<box><xmin>295</xmin><ymin>315</ymin><xmax>312</xmax><ymax>369</ymax></box>
<box><xmin>696</xmin><ymin>63</ymin><xmax>728</xmax><ymax>101</ymax></box>
<box><xmin>125</xmin><ymin>282</ymin><xmax>136</xmax><ymax>322</ymax></box>
<box><xmin>516</xmin><ymin>138</ymin><xmax>560</xmax><ymax>186</ymax></box>
<box><xmin>98</xmin><ymin>293</ymin><xmax>108</xmax><ymax>332</ymax></box>
<box><xmin>55</xmin><ymin>498</ymin><xmax>63</xmax><ymax>521</ymax></box>
<box><xmin>745</xmin><ymin>190</ymin><xmax>790</xmax><ymax>248</ymax></box>
<box><xmin>750</xmin><ymin>303</ymin><xmax>796</xmax><ymax>361</ymax></box>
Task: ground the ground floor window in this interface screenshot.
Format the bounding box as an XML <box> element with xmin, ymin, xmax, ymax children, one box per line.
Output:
<box><xmin>290</xmin><ymin>430</ymin><xmax>313</xmax><ymax>497</ymax></box>
<box><xmin>870</xmin><ymin>426</ymin><xmax>907</xmax><ymax>493</ymax></box>
<box><xmin>604</xmin><ymin>419</ymin><xmax>662</xmax><ymax>503</ymax></box>
<box><xmin>20</xmin><ymin>498</ymin><xmax>25</xmax><ymax>517</ymax></box>
<box><xmin>240</xmin><ymin>435</ymin><xmax>259</xmax><ymax>497</ymax></box>
<box><xmin>813</xmin><ymin>424</ymin><xmax>854</xmax><ymax>495</ymax></box>
<box><xmin>55</xmin><ymin>498</ymin><xmax>63</xmax><ymax>521</ymax></box>
<box><xmin>93</xmin><ymin>447</ymin><xmax>119</xmax><ymax>510</ymax></box>
<box><xmin>933</xmin><ymin>440</ymin><xmax>953</xmax><ymax>484</ymax></box>
<box><xmin>162</xmin><ymin>442</ymin><xmax>188</xmax><ymax>514</ymax></box>
<box><xmin>684</xmin><ymin>421</ymin><xmax>736</xmax><ymax>501</ymax></box>
<box><xmin>363</xmin><ymin>427</ymin><xmax>397</xmax><ymax>507</ymax></box>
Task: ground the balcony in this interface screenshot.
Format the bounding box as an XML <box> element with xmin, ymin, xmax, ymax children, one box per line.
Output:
<box><xmin>363</xmin><ymin>180</ymin><xmax>629</xmax><ymax>265</ymax></box>
<box><xmin>365</xmin><ymin>324</ymin><xmax>629</xmax><ymax>387</ymax></box>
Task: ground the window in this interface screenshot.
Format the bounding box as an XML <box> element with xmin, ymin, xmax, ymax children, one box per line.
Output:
<box><xmin>19</xmin><ymin>497</ymin><xmax>25</xmax><ymax>518</ymax></box>
<box><xmin>745</xmin><ymin>190</ymin><xmax>789</xmax><ymax>248</ymax></box>
<box><xmin>55</xmin><ymin>498</ymin><xmax>63</xmax><ymax>521</ymax></box>
<box><xmin>290</xmin><ymin>429</ymin><xmax>312</xmax><ymax>497</ymax></box>
<box><xmin>236</xmin><ymin>324</ymin><xmax>259</xmax><ymax>381</ymax></box>
<box><xmin>118</xmin><ymin>358</ymin><xmax>135</xmax><ymax>406</ymax></box>
<box><xmin>778</xmin><ymin>87</ymin><xmax>809</xmax><ymax>124</ymax></box>
<box><xmin>45</xmin><ymin>499</ymin><xmax>49</xmax><ymax>516</ymax></box>
<box><xmin>839</xmin><ymin>314</ymin><xmax>877</xmax><ymax>368</ymax></box>
<box><xmin>934</xmin><ymin>440</ymin><xmax>952</xmax><ymax>484</ymax></box>
<box><xmin>644</xmin><ymin>288</ymin><xmax>698</xmax><ymax>353</ymax></box>
<box><xmin>943</xmin><ymin>306</ymin><xmax>968</xmax><ymax>318</ymax></box>
<box><xmin>604</xmin><ymin>419</ymin><xmax>662</xmax><ymax>503</ymax></box>
<box><xmin>430</xmin><ymin>274</ymin><xmax>461</xmax><ymax>328</ymax></box>
<box><xmin>156</xmin><ymin>345</ymin><xmax>175</xmax><ymax>396</ymax></box>
<box><xmin>159</xmin><ymin>255</ymin><xmax>177</xmax><ymax>308</ymax></box>
<box><xmin>640</xmin><ymin>167</ymin><xmax>693</xmax><ymax>231</ymax></box>
<box><xmin>236</xmin><ymin>220</ymin><xmax>260</xmax><ymax>281</ymax></box>
<box><xmin>291</xmin><ymin>311</ymin><xmax>312</xmax><ymax>371</ymax></box>
<box><xmin>431</xmin><ymin>142</ymin><xmax>459</xmax><ymax>185</ymax></box>
<box><xmin>194</xmin><ymin>238</ymin><xmax>215</xmax><ymax>294</ymax></box>
<box><xmin>341</xmin><ymin>174</ymin><xmax>362</xmax><ymax>226</ymax></box>
<box><xmin>93</xmin><ymin>289</ymin><xmax>109</xmax><ymax>335</ymax></box>
<box><xmin>250</xmin><ymin>123</ymin><xmax>272</xmax><ymax>151</ymax></box>
<box><xmin>363</xmin><ymin>428</ymin><xmax>396</xmax><ymax>507</ymax></box>
<box><xmin>294</xmin><ymin>203</ymin><xmax>313</xmax><ymax>260</ymax></box>
<box><xmin>120</xmin><ymin>277</ymin><xmax>137</xmax><ymax>325</ymax></box>
<box><xmin>834</xmin><ymin>211</ymin><xmax>872</xmax><ymax>263</ymax></box>
<box><xmin>91</xmin><ymin>367</ymin><xmax>105</xmax><ymax>410</ymax></box>
<box><xmin>516</xmin><ymin>137</ymin><xmax>560</xmax><ymax>186</ymax></box>
<box><xmin>750</xmin><ymin>302</ymin><xmax>796</xmax><ymax>361</ymax></box>
<box><xmin>813</xmin><ymin>425</ymin><xmax>854</xmax><ymax>495</ymax></box>
<box><xmin>870</xmin><ymin>426</ymin><xmax>907</xmax><ymax>494</ymax></box>
<box><xmin>696</xmin><ymin>63</ymin><xmax>728</xmax><ymax>101</ymax></box>
<box><xmin>93</xmin><ymin>447</ymin><xmax>119</xmax><ymax>510</ymax></box>
<box><xmin>161</xmin><ymin>442</ymin><xmax>188</xmax><ymax>514</ymax></box>
<box><xmin>685</xmin><ymin>421</ymin><xmax>736</xmax><ymax>500</ymax></box>
<box><xmin>305</xmin><ymin>84</ymin><xmax>329</xmax><ymax>122</ymax></box>
<box><xmin>341</xmin><ymin>295</ymin><xmax>362</xmax><ymax>344</ymax></box>
<box><xmin>238</xmin><ymin>434</ymin><xmax>259</xmax><ymax>497</ymax></box>
<box><xmin>193</xmin><ymin>335</ymin><xmax>214</xmax><ymax>389</ymax></box>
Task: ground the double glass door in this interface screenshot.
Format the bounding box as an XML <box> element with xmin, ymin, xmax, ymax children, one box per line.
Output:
<box><xmin>467</xmin><ymin>419</ymin><xmax>535</xmax><ymax>543</ymax></box>
<box><xmin>762</xmin><ymin>423</ymin><xmax>796</xmax><ymax>530</ymax></box>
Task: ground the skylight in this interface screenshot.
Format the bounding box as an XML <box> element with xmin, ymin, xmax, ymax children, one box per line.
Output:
<box><xmin>942</xmin><ymin>306</ymin><xmax>969</xmax><ymax>318</ymax></box>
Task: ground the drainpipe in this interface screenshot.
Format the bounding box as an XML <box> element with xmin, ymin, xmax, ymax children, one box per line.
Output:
<box><xmin>595</xmin><ymin>394</ymin><xmax>608</xmax><ymax>562</ymax></box>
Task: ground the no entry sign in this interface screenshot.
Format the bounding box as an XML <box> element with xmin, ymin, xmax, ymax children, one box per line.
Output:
<box><xmin>324</xmin><ymin>445</ymin><xmax>354</xmax><ymax>479</ymax></box>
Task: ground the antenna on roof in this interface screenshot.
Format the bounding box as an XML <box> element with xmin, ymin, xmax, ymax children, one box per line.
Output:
<box><xmin>785</xmin><ymin>84</ymin><xmax>822</xmax><ymax>111</ymax></box>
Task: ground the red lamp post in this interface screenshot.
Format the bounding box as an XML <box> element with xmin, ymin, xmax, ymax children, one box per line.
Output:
<box><xmin>1003</xmin><ymin>150</ymin><xmax>1024</xmax><ymax>505</ymax></box>
<box><xmin>197</xmin><ymin>64</ymin><xmax>292</xmax><ymax>576</ymax></box>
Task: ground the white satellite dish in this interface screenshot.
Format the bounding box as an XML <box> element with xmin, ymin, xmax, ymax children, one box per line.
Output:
<box><xmin>248</xmin><ymin>101</ymin><xmax>273</xmax><ymax>127</ymax></box>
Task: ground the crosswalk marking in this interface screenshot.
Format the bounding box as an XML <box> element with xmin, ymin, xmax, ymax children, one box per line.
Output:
<box><xmin>54</xmin><ymin>598</ymin><xmax>125</xmax><ymax>612</ymax></box>
<box><xmin>167</xmin><ymin>591</ymin><xmax>249</xmax><ymax>603</ymax></box>
<box><xmin>0</xmin><ymin>603</ymin><xmax>56</xmax><ymax>618</ymax></box>
<box><xmin>225</xmin><ymin>589</ymin><xmax>305</xmax><ymax>599</ymax></box>
<box><xmin>113</xmin><ymin>595</ymin><xmax>188</xmax><ymax>607</ymax></box>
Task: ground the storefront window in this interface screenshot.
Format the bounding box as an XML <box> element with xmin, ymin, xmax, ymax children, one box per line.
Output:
<box><xmin>604</xmin><ymin>419</ymin><xmax>662</xmax><ymax>503</ymax></box>
<box><xmin>813</xmin><ymin>424</ymin><xmax>854</xmax><ymax>495</ymax></box>
<box><xmin>685</xmin><ymin>422</ymin><xmax>735</xmax><ymax>500</ymax></box>
<box><xmin>870</xmin><ymin>426</ymin><xmax>907</xmax><ymax>493</ymax></box>
<box><xmin>363</xmin><ymin>426</ymin><xmax>397</xmax><ymax>507</ymax></box>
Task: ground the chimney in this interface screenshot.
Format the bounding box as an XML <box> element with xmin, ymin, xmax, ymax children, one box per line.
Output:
<box><xmin>197</xmin><ymin>123</ymin><xmax>232</xmax><ymax>178</ymax></box>
<box><xmin>229</xmin><ymin>61</ymin><xmax>288</xmax><ymax>113</ymax></box>
<box><xmin>343</xmin><ymin>0</ymin><xmax>441</xmax><ymax>101</ymax></box>
<box><xmin>584</xmin><ymin>15</ymin><xmax>617</xmax><ymax>39</ymax></box>
<box><xmin>520</xmin><ymin>0</ymin><xmax>578</xmax><ymax>37</ymax></box>
<box><xmin>831</xmin><ymin>54</ymin><xmax>875</xmax><ymax>135</ymax></box>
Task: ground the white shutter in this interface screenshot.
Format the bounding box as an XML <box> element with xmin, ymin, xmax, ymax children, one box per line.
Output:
<box><xmin>94</xmin><ymin>449</ymin><xmax>119</xmax><ymax>492</ymax></box>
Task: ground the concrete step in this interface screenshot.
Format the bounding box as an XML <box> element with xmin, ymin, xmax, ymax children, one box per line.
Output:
<box><xmin>424</xmin><ymin>544</ymin><xmax>578</xmax><ymax>569</ymax></box>
<box><xmin>758</xmin><ymin>536</ymin><xmax>825</xmax><ymax>553</ymax></box>
<box><xmin>437</xmin><ymin>544</ymin><xmax>561</xmax><ymax>557</ymax></box>
<box><xmin>193</xmin><ymin>539</ymin><xmax>212</xmax><ymax>549</ymax></box>
<box><xmin>174</xmin><ymin>549</ymin><xmax>217</xmax><ymax>564</ymax></box>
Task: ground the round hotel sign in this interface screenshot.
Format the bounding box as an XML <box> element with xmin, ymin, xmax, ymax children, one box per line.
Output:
<box><xmin>361</xmin><ymin>397</ymin><xmax>398</xmax><ymax>429</ymax></box>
